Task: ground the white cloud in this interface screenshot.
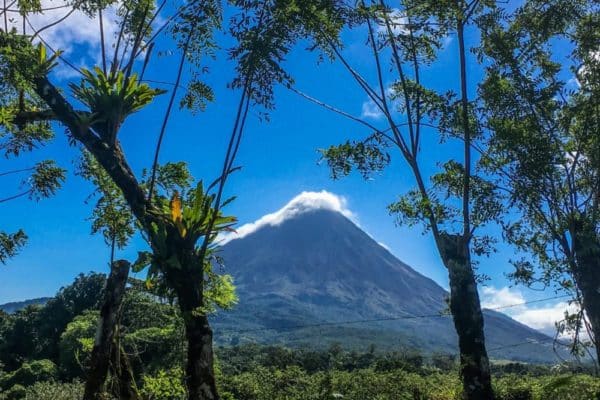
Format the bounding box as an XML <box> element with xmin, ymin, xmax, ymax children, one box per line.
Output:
<box><xmin>360</xmin><ymin>86</ymin><xmax>396</xmax><ymax>120</ymax></box>
<box><xmin>481</xmin><ymin>286</ymin><xmax>579</xmax><ymax>337</ymax></box>
<box><xmin>378</xmin><ymin>241</ymin><xmax>391</xmax><ymax>251</ymax></box>
<box><xmin>3</xmin><ymin>1</ymin><xmax>119</xmax><ymax>61</ymax></box>
<box><xmin>481</xmin><ymin>286</ymin><xmax>525</xmax><ymax>309</ymax></box>
<box><xmin>512</xmin><ymin>302</ymin><xmax>573</xmax><ymax>336</ymax></box>
<box><xmin>442</xmin><ymin>36</ymin><xmax>453</xmax><ymax>49</ymax></box>
<box><xmin>31</xmin><ymin>3</ymin><xmax>118</xmax><ymax>56</ymax></box>
<box><xmin>219</xmin><ymin>191</ymin><xmax>356</xmax><ymax>244</ymax></box>
<box><xmin>361</xmin><ymin>100</ymin><xmax>384</xmax><ymax>120</ymax></box>
<box><xmin>2</xmin><ymin>1</ymin><xmax>162</xmax><ymax>78</ymax></box>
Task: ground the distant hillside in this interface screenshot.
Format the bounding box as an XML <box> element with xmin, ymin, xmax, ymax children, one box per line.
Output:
<box><xmin>212</xmin><ymin>207</ymin><xmax>561</xmax><ymax>364</ymax></box>
<box><xmin>0</xmin><ymin>297</ymin><xmax>51</xmax><ymax>313</ymax></box>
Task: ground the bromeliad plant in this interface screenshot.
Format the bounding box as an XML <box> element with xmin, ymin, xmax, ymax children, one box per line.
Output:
<box><xmin>70</xmin><ymin>68</ymin><xmax>166</xmax><ymax>146</ymax></box>
<box><xmin>80</xmin><ymin>155</ymin><xmax>239</xmax><ymax>314</ymax></box>
<box><xmin>132</xmin><ymin>179</ymin><xmax>239</xmax><ymax>315</ymax></box>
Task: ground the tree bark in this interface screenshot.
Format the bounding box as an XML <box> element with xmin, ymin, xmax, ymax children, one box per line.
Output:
<box><xmin>572</xmin><ymin>225</ymin><xmax>600</xmax><ymax>366</ymax></box>
<box><xmin>83</xmin><ymin>260</ymin><xmax>131</xmax><ymax>400</ymax></box>
<box><xmin>173</xmin><ymin>272</ymin><xmax>219</xmax><ymax>400</ymax></box>
<box><xmin>109</xmin><ymin>340</ymin><xmax>140</xmax><ymax>400</ymax></box>
<box><xmin>439</xmin><ymin>234</ymin><xmax>494</xmax><ymax>400</ymax></box>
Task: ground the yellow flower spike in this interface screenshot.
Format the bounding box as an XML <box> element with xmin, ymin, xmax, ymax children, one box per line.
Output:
<box><xmin>169</xmin><ymin>191</ymin><xmax>187</xmax><ymax>237</ymax></box>
<box><xmin>170</xmin><ymin>191</ymin><xmax>183</xmax><ymax>223</ymax></box>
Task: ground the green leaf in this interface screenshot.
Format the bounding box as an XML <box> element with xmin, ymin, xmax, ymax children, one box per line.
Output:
<box><xmin>132</xmin><ymin>251</ymin><xmax>153</xmax><ymax>273</ymax></box>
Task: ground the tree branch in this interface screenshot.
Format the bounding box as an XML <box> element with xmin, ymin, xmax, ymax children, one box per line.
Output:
<box><xmin>31</xmin><ymin>75</ymin><xmax>150</xmax><ymax>223</ymax></box>
<box><xmin>0</xmin><ymin>190</ymin><xmax>30</xmax><ymax>203</ymax></box>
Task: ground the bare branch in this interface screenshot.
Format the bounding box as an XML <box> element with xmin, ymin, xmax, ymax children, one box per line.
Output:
<box><xmin>29</xmin><ymin>7</ymin><xmax>76</xmax><ymax>41</ymax></box>
<box><xmin>147</xmin><ymin>23</ymin><xmax>195</xmax><ymax>202</ymax></box>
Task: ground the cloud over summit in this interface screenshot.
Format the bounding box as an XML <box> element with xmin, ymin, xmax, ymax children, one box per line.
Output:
<box><xmin>219</xmin><ymin>191</ymin><xmax>355</xmax><ymax>244</ymax></box>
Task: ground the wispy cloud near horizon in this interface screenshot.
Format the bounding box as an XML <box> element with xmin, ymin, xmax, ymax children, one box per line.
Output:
<box><xmin>481</xmin><ymin>286</ymin><xmax>578</xmax><ymax>338</ymax></box>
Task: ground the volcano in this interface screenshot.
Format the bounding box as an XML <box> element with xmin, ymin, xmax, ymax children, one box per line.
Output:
<box><xmin>212</xmin><ymin>194</ymin><xmax>558</xmax><ymax>363</ymax></box>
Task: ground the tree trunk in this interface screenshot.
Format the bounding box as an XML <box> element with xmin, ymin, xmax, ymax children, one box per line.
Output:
<box><xmin>572</xmin><ymin>226</ymin><xmax>600</xmax><ymax>367</ymax></box>
<box><xmin>439</xmin><ymin>234</ymin><xmax>494</xmax><ymax>400</ymax></box>
<box><xmin>84</xmin><ymin>260</ymin><xmax>130</xmax><ymax>400</ymax></box>
<box><xmin>109</xmin><ymin>339</ymin><xmax>140</xmax><ymax>400</ymax></box>
<box><xmin>171</xmin><ymin>270</ymin><xmax>219</xmax><ymax>400</ymax></box>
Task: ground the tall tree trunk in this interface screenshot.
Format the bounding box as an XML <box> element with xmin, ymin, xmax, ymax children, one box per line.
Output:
<box><xmin>170</xmin><ymin>267</ymin><xmax>219</xmax><ymax>400</ymax></box>
<box><xmin>109</xmin><ymin>339</ymin><xmax>140</xmax><ymax>400</ymax></box>
<box><xmin>84</xmin><ymin>260</ymin><xmax>130</xmax><ymax>400</ymax></box>
<box><xmin>440</xmin><ymin>234</ymin><xmax>494</xmax><ymax>400</ymax></box>
<box><xmin>572</xmin><ymin>226</ymin><xmax>600</xmax><ymax>367</ymax></box>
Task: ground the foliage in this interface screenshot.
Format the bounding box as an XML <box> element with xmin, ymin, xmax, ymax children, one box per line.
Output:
<box><xmin>292</xmin><ymin>0</ymin><xmax>502</xmax><ymax>396</ymax></box>
<box><xmin>0</xmin><ymin>0</ymin><xmax>354</xmax><ymax>396</ymax></box>
<box><xmin>141</xmin><ymin>367</ymin><xmax>186</xmax><ymax>400</ymax></box>
<box><xmin>69</xmin><ymin>68</ymin><xmax>166</xmax><ymax>144</ymax></box>
<box><xmin>0</xmin><ymin>359</ymin><xmax>57</xmax><ymax>390</ymax></box>
<box><xmin>0</xmin><ymin>273</ymin><xmax>105</xmax><ymax>371</ymax></box>
<box><xmin>320</xmin><ymin>133</ymin><xmax>391</xmax><ymax>180</ymax></box>
<box><xmin>1</xmin><ymin>385</ymin><xmax>26</xmax><ymax>400</ymax></box>
<box><xmin>58</xmin><ymin>311</ymin><xmax>98</xmax><ymax>380</ymax></box>
<box><xmin>3</xmin><ymin>367</ymin><xmax>598</xmax><ymax>400</ymax></box>
<box><xmin>23</xmin><ymin>381</ymin><xmax>84</xmax><ymax>400</ymax></box>
<box><xmin>217</xmin><ymin>343</ymin><xmax>451</xmax><ymax>377</ymax></box>
<box><xmin>132</xmin><ymin>177</ymin><xmax>239</xmax><ymax>313</ymax></box>
<box><xmin>1</xmin><ymin>282</ymin><xmax>599</xmax><ymax>400</ymax></box>
<box><xmin>120</xmin><ymin>290</ymin><xmax>185</xmax><ymax>374</ymax></box>
<box><xmin>0</xmin><ymin>33</ymin><xmax>65</xmax><ymax>264</ymax></box>
<box><xmin>228</xmin><ymin>0</ymin><xmax>345</xmax><ymax>110</ymax></box>
<box><xmin>0</xmin><ymin>231</ymin><xmax>27</xmax><ymax>264</ymax></box>
<box><xmin>0</xmin><ymin>305</ymin><xmax>44</xmax><ymax>370</ymax></box>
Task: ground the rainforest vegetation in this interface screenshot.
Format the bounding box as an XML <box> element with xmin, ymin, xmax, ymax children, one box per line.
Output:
<box><xmin>0</xmin><ymin>274</ymin><xmax>599</xmax><ymax>400</ymax></box>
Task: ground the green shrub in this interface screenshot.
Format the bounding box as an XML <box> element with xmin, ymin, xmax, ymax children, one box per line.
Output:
<box><xmin>497</xmin><ymin>387</ymin><xmax>533</xmax><ymax>400</ymax></box>
<box><xmin>4</xmin><ymin>385</ymin><xmax>26</xmax><ymax>400</ymax></box>
<box><xmin>141</xmin><ymin>367</ymin><xmax>186</xmax><ymax>400</ymax></box>
<box><xmin>58</xmin><ymin>311</ymin><xmax>98</xmax><ymax>380</ymax></box>
<box><xmin>539</xmin><ymin>374</ymin><xmax>600</xmax><ymax>400</ymax></box>
<box><xmin>0</xmin><ymin>360</ymin><xmax>57</xmax><ymax>389</ymax></box>
<box><xmin>24</xmin><ymin>381</ymin><xmax>83</xmax><ymax>400</ymax></box>
<box><xmin>494</xmin><ymin>374</ymin><xmax>535</xmax><ymax>400</ymax></box>
<box><xmin>220</xmin><ymin>367</ymin><xmax>461</xmax><ymax>400</ymax></box>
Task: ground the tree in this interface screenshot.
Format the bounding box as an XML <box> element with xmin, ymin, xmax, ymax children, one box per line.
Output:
<box><xmin>36</xmin><ymin>273</ymin><xmax>106</xmax><ymax>362</ymax></box>
<box><xmin>0</xmin><ymin>305</ymin><xmax>43</xmax><ymax>371</ymax></box>
<box><xmin>290</xmin><ymin>1</ymin><xmax>502</xmax><ymax>398</ymax></box>
<box><xmin>0</xmin><ymin>1</ymin><xmax>332</xmax><ymax>398</ymax></box>
<box><xmin>478</xmin><ymin>0</ymin><xmax>600</xmax><ymax>365</ymax></box>
<box><xmin>0</xmin><ymin>272</ymin><xmax>106</xmax><ymax>371</ymax></box>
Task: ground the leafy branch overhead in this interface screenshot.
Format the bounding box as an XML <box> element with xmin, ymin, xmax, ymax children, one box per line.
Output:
<box><xmin>0</xmin><ymin>230</ymin><xmax>27</xmax><ymax>264</ymax></box>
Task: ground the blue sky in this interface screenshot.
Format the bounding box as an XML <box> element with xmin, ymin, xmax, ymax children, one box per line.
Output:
<box><xmin>0</xmin><ymin>1</ymin><xmax>574</xmax><ymax>335</ymax></box>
